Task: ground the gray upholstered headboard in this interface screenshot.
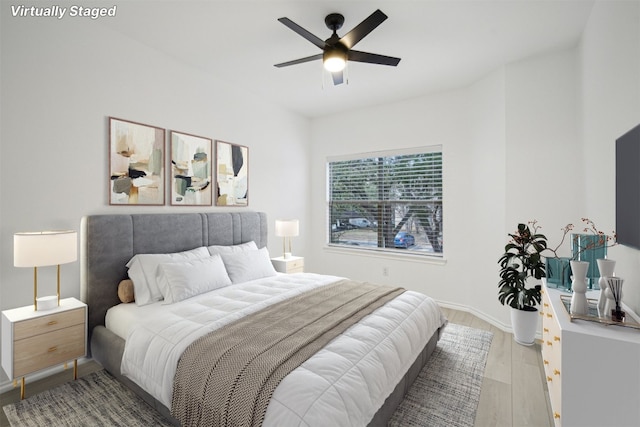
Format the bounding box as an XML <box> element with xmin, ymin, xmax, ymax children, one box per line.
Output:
<box><xmin>80</xmin><ymin>212</ymin><xmax>267</xmax><ymax>345</ymax></box>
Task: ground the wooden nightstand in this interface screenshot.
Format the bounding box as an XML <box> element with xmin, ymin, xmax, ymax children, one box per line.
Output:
<box><xmin>1</xmin><ymin>297</ymin><xmax>87</xmax><ymax>399</ymax></box>
<box><xmin>271</xmin><ymin>256</ymin><xmax>304</xmax><ymax>273</ymax></box>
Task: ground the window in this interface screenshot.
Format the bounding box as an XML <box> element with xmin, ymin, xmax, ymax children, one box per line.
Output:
<box><xmin>327</xmin><ymin>146</ymin><xmax>443</xmax><ymax>256</ymax></box>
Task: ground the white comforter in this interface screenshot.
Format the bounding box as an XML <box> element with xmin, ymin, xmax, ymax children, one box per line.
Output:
<box><xmin>114</xmin><ymin>273</ymin><xmax>446</xmax><ymax>426</ymax></box>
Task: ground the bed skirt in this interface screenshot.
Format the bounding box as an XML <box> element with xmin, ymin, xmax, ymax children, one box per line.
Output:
<box><xmin>90</xmin><ymin>325</ymin><xmax>441</xmax><ymax>427</ymax></box>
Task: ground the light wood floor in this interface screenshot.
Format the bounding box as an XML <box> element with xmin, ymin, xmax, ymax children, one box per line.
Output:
<box><xmin>439</xmin><ymin>308</ymin><xmax>554</xmax><ymax>427</ymax></box>
<box><xmin>0</xmin><ymin>308</ymin><xmax>553</xmax><ymax>427</ymax></box>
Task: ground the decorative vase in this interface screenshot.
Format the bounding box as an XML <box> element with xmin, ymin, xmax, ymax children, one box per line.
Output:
<box><xmin>510</xmin><ymin>306</ymin><xmax>538</xmax><ymax>346</ymax></box>
<box><xmin>570</xmin><ymin>260</ymin><xmax>589</xmax><ymax>315</ymax></box>
<box><xmin>596</xmin><ymin>259</ymin><xmax>616</xmax><ymax>317</ymax></box>
<box><xmin>605</xmin><ymin>276</ymin><xmax>625</xmax><ymax>322</ymax></box>
<box><xmin>604</xmin><ymin>287</ymin><xmax>615</xmax><ymax>319</ymax></box>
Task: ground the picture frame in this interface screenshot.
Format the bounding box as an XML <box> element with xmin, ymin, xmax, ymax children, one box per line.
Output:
<box><xmin>215</xmin><ymin>140</ymin><xmax>248</xmax><ymax>206</ymax></box>
<box><xmin>170</xmin><ymin>131</ymin><xmax>213</xmax><ymax>206</ymax></box>
<box><xmin>109</xmin><ymin>117</ymin><xmax>165</xmax><ymax>205</ymax></box>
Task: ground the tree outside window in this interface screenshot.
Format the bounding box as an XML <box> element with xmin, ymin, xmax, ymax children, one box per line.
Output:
<box><xmin>327</xmin><ymin>147</ymin><xmax>443</xmax><ymax>256</ymax></box>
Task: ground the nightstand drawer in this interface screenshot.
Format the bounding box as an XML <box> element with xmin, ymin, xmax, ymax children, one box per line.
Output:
<box><xmin>287</xmin><ymin>258</ymin><xmax>304</xmax><ymax>271</ymax></box>
<box><xmin>14</xmin><ymin>308</ymin><xmax>84</xmax><ymax>340</ymax></box>
<box><xmin>13</xmin><ymin>323</ymin><xmax>85</xmax><ymax>377</ymax></box>
<box><xmin>271</xmin><ymin>256</ymin><xmax>304</xmax><ymax>274</ymax></box>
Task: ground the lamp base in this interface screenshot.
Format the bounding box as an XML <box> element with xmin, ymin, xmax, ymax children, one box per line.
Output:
<box><xmin>284</xmin><ymin>252</ymin><xmax>292</xmax><ymax>259</ymax></box>
<box><xmin>36</xmin><ymin>295</ymin><xmax>58</xmax><ymax>311</ymax></box>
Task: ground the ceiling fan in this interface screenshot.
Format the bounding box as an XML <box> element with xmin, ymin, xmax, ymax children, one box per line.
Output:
<box><xmin>274</xmin><ymin>9</ymin><xmax>401</xmax><ymax>85</ymax></box>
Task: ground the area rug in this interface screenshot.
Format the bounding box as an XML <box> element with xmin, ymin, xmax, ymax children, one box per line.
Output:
<box><xmin>3</xmin><ymin>323</ymin><xmax>492</xmax><ymax>427</ymax></box>
<box><xmin>389</xmin><ymin>323</ymin><xmax>493</xmax><ymax>427</ymax></box>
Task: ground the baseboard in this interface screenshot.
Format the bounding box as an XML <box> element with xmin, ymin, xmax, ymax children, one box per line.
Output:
<box><xmin>437</xmin><ymin>300</ymin><xmax>544</xmax><ymax>341</ymax></box>
<box><xmin>0</xmin><ymin>357</ymin><xmax>91</xmax><ymax>395</ymax></box>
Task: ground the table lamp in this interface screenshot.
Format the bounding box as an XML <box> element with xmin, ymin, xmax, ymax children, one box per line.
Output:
<box><xmin>275</xmin><ymin>219</ymin><xmax>299</xmax><ymax>259</ymax></box>
<box><xmin>14</xmin><ymin>230</ymin><xmax>78</xmax><ymax>311</ymax></box>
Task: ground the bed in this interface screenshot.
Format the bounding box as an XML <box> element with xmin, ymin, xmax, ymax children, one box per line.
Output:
<box><xmin>81</xmin><ymin>212</ymin><xmax>447</xmax><ymax>427</ymax></box>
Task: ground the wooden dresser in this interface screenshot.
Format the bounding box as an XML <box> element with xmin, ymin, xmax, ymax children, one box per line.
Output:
<box><xmin>541</xmin><ymin>283</ymin><xmax>640</xmax><ymax>426</ymax></box>
<box><xmin>1</xmin><ymin>297</ymin><xmax>87</xmax><ymax>398</ymax></box>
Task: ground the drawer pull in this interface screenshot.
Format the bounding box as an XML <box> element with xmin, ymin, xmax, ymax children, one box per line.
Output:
<box><xmin>543</xmin><ymin>328</ymin><xmax>549</xmax><ymax>333</ymax></box>
<box><xmin>547</xmin><ymin>376</ymin><xmax>553</xmax><ymax>382</ymax></box>
<box><xmin>539</xmin><ymin>311</ymin><xmax>544</xmax><ymax>316</ymax></box>
<box><xmin>547</xmin><ymin>313</ymin><xmax>553</xmax><ymax>318</ymax></box>
<box><xmin>554</xmin><ymin>336</ymin><xmax>561</xmax><ymax>342</ymax></box>
<box><xmin>47</xmin><ymin>320</ymin><xmax>58</xmax><ymax>326</ymax></box>
<box><xmin>47</xmin><ymin>346</ymin><xmax>58</xmax><ymax>353</ymax></box>
<box><xmin>543</xmin><ymin>359</ymin><xmax>549</xmax><ymax>365</ymax></box>
<box><xmin>544</xmin><ymin>303</ymin><xmax>549</xmax><ymax>307</ymax></box>
<box><xmin>554</xmin><ymin>412</ymin><xmax>561</xmax><ymax>419</ymax></box>
<box><xmin>554</xmin><ymin>369</ymin><xmax>561</xmax><ymax>376</ymax></box>
<box><xmin>546</xmin><ymin>341</ymin><xmax>553</xmax><ymax>346</ymax></box>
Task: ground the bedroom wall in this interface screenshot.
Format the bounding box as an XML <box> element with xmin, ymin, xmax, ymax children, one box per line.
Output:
<box><xmin>308</xmin><ymin>1</ymin><xmax>639</xmax><ymax>330</ymax></box>
<box><xmin>309</xmin><ymin>48</ymin><xmax>581</xmax><ymax>329</ymax></box>
<box><xmin>0</xmin><ymin>8</ymin><xmax>311</xmax><ymax>383</ymax></box>
<box><xmin>580</xmin><ymin>0</ymin><xmax>640</xmax><ymax>316</ymax></box>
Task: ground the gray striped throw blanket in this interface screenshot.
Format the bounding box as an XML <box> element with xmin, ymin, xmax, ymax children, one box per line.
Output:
<box><xmin>171</xmin><ymin>279</ymin><xmax>404</xmax><ymax>427</ymax></box>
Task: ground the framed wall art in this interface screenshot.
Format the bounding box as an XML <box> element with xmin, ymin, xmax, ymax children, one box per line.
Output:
<box><xmin>109</xmin><ymin>117</ymin><xmax>165</xmax><ymax>205</ymax></box>
<box><xmin>170</xmin><ymin>131</ymin><xmax>213</xmax><ymax>206</ymax></box>
<box><xmin>215</xmin><ymin>140</ymin><xmax>248</xmax><ymax>206</ymax></box>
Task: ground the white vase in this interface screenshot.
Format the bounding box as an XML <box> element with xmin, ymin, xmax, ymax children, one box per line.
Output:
<box><xmin>510</xmin><ymin>306</ymin><xmax>538</xmax><ymax>346</ymax></box>
<box><xmin>596</xmin><ymin>259</ymin><xmax>616</xmax><ymax>317</ymax></box>
<box><xmin>570</xmin><ymin>260</ymin><xmax>589</xmax><ymax>315</ymax></box>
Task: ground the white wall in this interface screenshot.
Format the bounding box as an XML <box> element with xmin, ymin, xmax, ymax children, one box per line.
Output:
<box><xmin>580</xmin><ymin>0</ymin><xmax>640</xmax><ymax>315</ymax></box>
<box><xmin>309</xmin><ymin>84</ymin><xmax>478</xmax><ymax>308</ymax></box>
<box><xmin>0</xmin><ymin>7</ymin><xmax>311</xmax><ymax>382</ymax></box>
<box><xmin>308</xmin><ymin>2</ymin><xmax>639</xmax><ymax>328</ymax></box>
<box><xmin>309</xmin><ymin>47</ymin><xmax>582</xmax><ymax>329</ymax></box>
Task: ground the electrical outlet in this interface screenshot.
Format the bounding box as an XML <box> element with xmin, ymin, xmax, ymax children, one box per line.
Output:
<box><xmin>382</xmin><ymin>267</ymin><xmax>389</xmax><ymax>277</ymax></box>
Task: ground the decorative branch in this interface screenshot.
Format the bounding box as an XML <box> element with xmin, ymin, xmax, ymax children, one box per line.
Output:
<box><xmin>537</xmin><ymin>218</ymin><xmax>617</xmax><ymax>261</ymax></box>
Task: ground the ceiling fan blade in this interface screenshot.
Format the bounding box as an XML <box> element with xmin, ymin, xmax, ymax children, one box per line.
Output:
<box><xmin>348</xmin><ymin>50</ymin><xmax>401</xmax><ymax>66</ymax></box>
<box><xmin>339</xmin><ymin>9</ymin><xmax>388</xmax><ymax>49</ymax></box>
<box><xmin>331</xmin><ymin>71</ymin><xmax>344</xmax><ymax>85</ymax></box>
<box><xmin>278</xmin><ymin>17</ymin><xmax>326</xmax><ymax>49</ymax></box>
<box><xmin>274</xmin><ymin>53</ymin><xmax>323</xmax><ymax>68</ymax></box>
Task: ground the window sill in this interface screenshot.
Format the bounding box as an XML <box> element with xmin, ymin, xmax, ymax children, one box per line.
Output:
<box><xmin>323</xmin><ymin>245</ymin><xmax>447</xmax><ymax>265</ymax></box>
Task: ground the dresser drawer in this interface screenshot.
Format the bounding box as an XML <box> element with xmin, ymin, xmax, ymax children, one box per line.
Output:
<box><xmin>13</xmin><ymin>308</ymin><xmax>84</xmax><ymax>341</ymax></box>
<box><xmin>13</xmin><ymin>323</ymin><xmax>85</xmax><ymax>377</ymax></box>
<box><xmin>541</xmin><ymin>289</ymin><xmax>562</xmax><ymax>426</ymax></box>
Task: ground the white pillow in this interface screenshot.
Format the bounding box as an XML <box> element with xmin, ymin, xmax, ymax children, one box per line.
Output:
<box><xmin>207</xmin><ymin>241</ymin><xmax>257</xmax><ymax>256</ymax></box>
<box><xmin>157</xmin><ymin>255</ymin><xmax>232</xmax><ymax>304</ymax></box>
<box><xmin>220</xmin><ymin>247</ymin><xmax>277</xmax><ymax>284</ymax></box>
<box><xmin>126</xmin><ymin>246</ymin><xmax>210</xmax><ymax>306</ymax></box>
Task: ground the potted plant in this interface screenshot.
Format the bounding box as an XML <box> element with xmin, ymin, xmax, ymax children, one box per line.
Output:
<box><xmin>498</xmin><ymin>222</ymin><xmax>546</xmax><ymax>345</ymax></box>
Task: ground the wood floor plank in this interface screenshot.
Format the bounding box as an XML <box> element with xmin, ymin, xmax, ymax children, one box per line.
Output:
<box><xmin>475</xmin><ymin>377</ymin><xmax>512</xmax><ymax>427</ymax></box>
<box><xmin>483</xmin><ymin>325</ymin><xmax>512</xmax><ymax>385</ymax></box>
<box><xmin>511</xmin><ymin>339</ymin><xmax>552</xmax><ymax>427</ymax></box>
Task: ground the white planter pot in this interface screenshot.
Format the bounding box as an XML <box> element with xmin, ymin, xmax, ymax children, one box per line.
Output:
<box><xmin>511</xmin><ymin>306</ymin><xmax>538</xmax><ymax>346</ymax></box>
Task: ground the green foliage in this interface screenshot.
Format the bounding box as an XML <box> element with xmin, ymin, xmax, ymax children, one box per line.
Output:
<box><xmin>498</xmin><ymin>223</ymin><xmax>545</xmax><ymax>310</ymax></box>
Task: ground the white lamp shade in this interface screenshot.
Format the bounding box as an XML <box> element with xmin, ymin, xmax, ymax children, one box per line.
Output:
<box><xmin>275</xmin><ymin>219</ymin><xmax>299</xmax><ymax>237</ymax></box>
<box><xmin>14</xmin><ymin>230</ymin><xmax>78</xmax><ymax>267</ymax></box>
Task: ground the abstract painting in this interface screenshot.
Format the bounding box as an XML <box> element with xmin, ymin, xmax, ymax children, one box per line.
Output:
<box><xmin>215</xmin><ymin>140</ymin><xmax>248</xmax><ymax>206</ymax></box>
<box><xmin>170</xmin><ymin>131</ymin><xmax>212</xmax><ymax>206</ymax></box>
<box><xmin>109</xmin><ymin>117</ymin><xmax>165</xmax><ymax>205</ymax></box>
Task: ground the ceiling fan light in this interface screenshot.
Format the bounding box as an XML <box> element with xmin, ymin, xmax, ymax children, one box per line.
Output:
<box><xmin>323</xmin><ymin>50</ymin><xmax>346</xmax><ymax>72</ymax></box>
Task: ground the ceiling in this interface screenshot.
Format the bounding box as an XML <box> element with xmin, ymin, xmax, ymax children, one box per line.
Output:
<box><xmin>101</xmin><ymin>0</ymin><xmax>596</xmax><ymax>118</ymax></box>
